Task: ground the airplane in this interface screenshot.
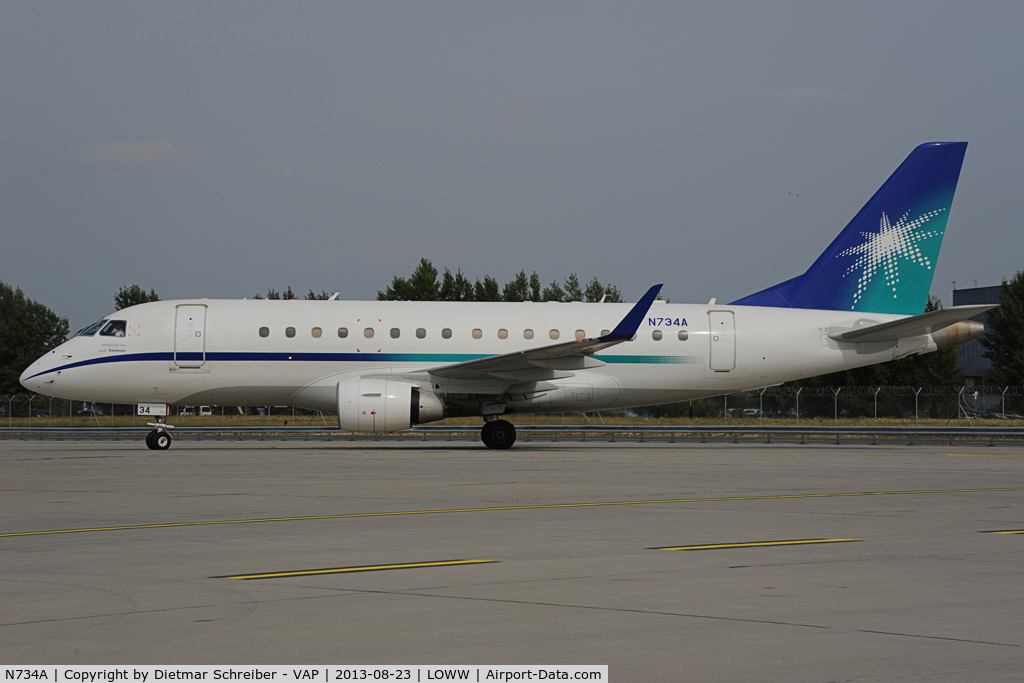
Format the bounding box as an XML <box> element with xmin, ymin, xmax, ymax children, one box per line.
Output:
<box><xmin>20</xmin><ymin>142</ymin><xmax>993</xmax><ymax>450</ymax></box>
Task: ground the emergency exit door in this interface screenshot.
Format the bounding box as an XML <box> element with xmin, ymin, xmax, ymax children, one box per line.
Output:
<box><xmin>708</xmin><ymin>311</ymin><xmax>735</xmax><ymax>372</ymax></box>
<box><xmin>174</xmin><ymin>305</ymin><xmax>207</xmax><ymax>368</ymax></box>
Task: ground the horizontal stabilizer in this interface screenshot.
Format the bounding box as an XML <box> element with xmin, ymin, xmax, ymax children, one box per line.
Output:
<box><xmin>830</xmin><ymin>305</ymin><xmax>995</xmax><ymax>343</ymax></box>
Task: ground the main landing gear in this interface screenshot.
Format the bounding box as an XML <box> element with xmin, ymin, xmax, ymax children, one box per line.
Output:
<box><xmin>481</xmin><ymin>419</ymin><xmax>516</xmax><ymax>450</ymax></box>
<box><xmin>145</xmin><ymin>422</ymin><xmax>172</xmax><ymax>450</ymax></box>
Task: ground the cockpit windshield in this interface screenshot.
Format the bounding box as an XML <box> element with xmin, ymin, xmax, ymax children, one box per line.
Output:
<box><xmin>75</xmin><ymin>319</ymin><xmax>108</xmax><ymax>337</ymax></box>
<box><xmin>99</xmin><ymin>320</ymin><xmax>127</xmax><ymax>337</ymax></box>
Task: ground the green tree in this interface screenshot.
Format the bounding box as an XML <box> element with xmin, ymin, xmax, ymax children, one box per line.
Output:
<box><xmin>378</xmin><ymin>259</ymin><xmax>440</xmax><ymax>301</ymax></box>
<box><xmin>379</xmin><ymin>260</ymin><xmax>624</xmax><ymax>304</ymax></box>
<box><xmin>529</xmin><ymin>272</ymin><xmax>542</xmax><ymax>302</ymax></box>
<box><xmin>255</xmin><ymin>286</ymin><xmax>298</xmax><ymax>300</ymax></box>
<box><xmin>502</xmin><ymin>270</ymin><xmax>532</xmax><ymax>302</ymax></box>
<box><xmin>114</xmin><ymin>285</ymin><xmax>159</xmax><ymax>310</ymax></box>
<box><xmin>0</xmin><ymin>282</ymin><xmax>69</xmax><ymax>394</ymax></box>
<box><xmin>982</xmin><ymin>270</ymin><xmax>1024</xmax><ymax>386</ymax></box>
<box><xmin>584</xmin><ymin>277</ymin><xmax>623</xmax><ymax>303</ymax></box>
<box><xmin>474</xmin><ymin>276</ymin><xmax>502</xmax><ymax>302</ymax></box>
<box><xmin>439</xmin><ymin>268</ymin><xmax>474</xmax><ymax>301</ymax></box>
<box><xmin>305</xmin><ymin>289</ymin><xmax>333</xmax><ymax>300</ymax></box>
<box><xmin>542</xmin><ymin>279</ymin><xmax>566</xmax><ymax>302</ymax></box>
<box><xmin>563</xmin><ymin>274</ymin><xmax>584</xmax><ymax>302</ymax></box>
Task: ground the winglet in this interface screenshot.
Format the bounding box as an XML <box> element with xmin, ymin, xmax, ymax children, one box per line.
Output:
<box><xmin>599</xmin><ymin>284</ymin><xmax>663</xmax><ymax>342</ymax></box>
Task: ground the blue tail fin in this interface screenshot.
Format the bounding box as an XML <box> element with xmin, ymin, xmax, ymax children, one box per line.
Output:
<box><xmin>732</xmin><ymin>142</ymin><xmax>967</xmax><ymax>315</ymax></box>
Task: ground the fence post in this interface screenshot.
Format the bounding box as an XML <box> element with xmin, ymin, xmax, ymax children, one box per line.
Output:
<box><xmin>724</xmin><ymin>395</ymin><xmax>728</xmax><ymax>426</ymax></box>
<box><xmin>49</xmin><ymin>396</ymin><xmax>54</xmax><ymax>427</ymax></box>
<box><xmin>759</xmin><ymin>388</ymin><xmax>766</xmax><ymax>427</ymax></box>
<box><xmin>28</xmin><ymin>395</ymin><xmax>33</xmax><ymax>427</ymax></box>
<box><xmin>833</xmin><ymin>387</ymin><xmax>842</xmax><ymax>427</ymax></box>
<box><xmin>111</xmin><ymin>403</ymin><xmax>114</xmax><ymax>427</ymax></box>
<box><xmin>874</xmin><ymin>387</ymin><xmax>880</xmax><ymax>428</ymax></box>
<box><xmin>958</xmin><ymin>387</ymin><xmax>964</xmax><ymax>427</ymax></box>
<box><xmin>8</xmin><ymin>396</ymin><xmax>12</xmax><ymax>427</ymax></box>
<box><xmin>1003</xmin><ymin>387</ymin><xmax>1009</xmax><ymax>427</ymax></box>
<box><xmin>795</xmin><ymin>388</ymin><xmax>802</xmax><ymax>427</ymax></box>
<box><xmin>915</xmin><ymin>387</ymin><xmax>922</xmax><ymax>427</ymax></box>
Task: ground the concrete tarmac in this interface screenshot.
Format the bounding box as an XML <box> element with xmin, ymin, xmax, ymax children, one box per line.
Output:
<box><xmin>2</xmin><ymin>439</ymin><xmax>1023</xmax><ymax>681</ymax></box>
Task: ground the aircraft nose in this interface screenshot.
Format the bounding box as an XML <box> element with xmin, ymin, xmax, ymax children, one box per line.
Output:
<box><xmin>20</xmin><ymin>354</ymin><xmax>49</xmax><ymax>392</ymax></box>
<box><xmin>20</xmin><ymin>362</ymin><xmax>38</xmax><ymax>390</ymax></box>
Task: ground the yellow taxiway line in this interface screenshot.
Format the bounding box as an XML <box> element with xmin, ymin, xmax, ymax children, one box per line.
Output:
<box><xmin>219</xmin><ymin>558</ymin><xmax>496</xmax><ymax>580</ymax></box>
<box><xmin>3</xmin><ymin>487</ymin><xmax>1023</xmax><ymax>538</ymax></box>
<box><xmin>652</xmin><ymin>538</ymin><xmax>860</xmax><ymax>551</ymax></box>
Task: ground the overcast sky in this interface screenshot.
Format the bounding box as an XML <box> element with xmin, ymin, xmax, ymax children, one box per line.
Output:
<box><xmin>2</xmin><ymin>2</ymin><xmax>1022</xmax><ymax>330</ymax></box>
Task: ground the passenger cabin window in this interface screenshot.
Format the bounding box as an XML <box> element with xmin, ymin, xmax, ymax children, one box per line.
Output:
<box><xmin>99</xmin><ymin>320</ymin><xmax>127</xmax><ymax>337</ymax></box>
<box><xmin>259</xmin><ymin>327</ymin><xmax>270</xmax><ymax>338</ymax></box>
<box><xmin>472</xmin><ymin>329</ymin><xmax>483</xmax><ymax>339</ymax></box>
<box><xmin>575</xmin><ymin>329</ymin><xmax>586</xmax><ymax>340</ymax></box>
<box><xmin>286</xmin><ymin>327</ymin><xmax>296</xmax><ymax>338</ymax></box>
<box><xmin>523</xmin><ymin>329</ymin><xmax>534</xmax><ymax>340</ymax></box>
<box><xmin>652</xmin><ymin>330</ymin><xmax>663</xmax><ymax>341</ymax></box>
<box><xmin>338</xmin><ymin>327</ymin><xmax>348</xmax><ymax>338</ymax></box>
<box><xmin>549</xmin><ymin>329</ymin><xmax>560</xmax><ymax>340</ymax></box>
<box><xmin>416</xmin><ymin>328</ymin><xmax>426</xmax><ymax>339</ymax></box>
<box><xmin>497</xmin><ymin>329</ymin><xmax>508</xmax><ymax>339</ymax></box>
<box><xmin>677</xmin><ymin>330</ymin><xmax>689</xmax><ymax>341</ymax></box>
<box><xmin>442</xmin><ymin>328</ymin><xmax>452</xmax><ymax>339</ymax></box>
<box><xmin>311</xmin><ymin>327</ymin><xmax>322</xmax><ymax>338</ymax></box>
<box><xmin>364</xmin><ymin>328</ymin><xmax>374</xmax><ymax>338</ymax></box>
<box><xmin>77</xmin><ymin>320</ymin><xmax>107</xmax><ymax>337</ymax></box>
<box><xmin>601</xmin><ymin>329</ymin><xmax>610</xmax><ymax>336</ymax></box>
<box><xmin>390</xmin><ymin>328</ymin><xmax>400</xmax><ymax>339</ymax></box>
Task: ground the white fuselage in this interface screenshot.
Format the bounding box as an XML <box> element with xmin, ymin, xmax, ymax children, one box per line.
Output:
<box><xmin>21</xmin><ymin>298</ymin><xmax>926</xmax><ymax>418</ymax></box>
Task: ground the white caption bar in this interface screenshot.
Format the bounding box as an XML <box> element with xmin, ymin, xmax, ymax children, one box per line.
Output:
<box><xmin>1</xmin><ymin>667</ymin><xmax>607</xmax><ymax>683</ymax></box>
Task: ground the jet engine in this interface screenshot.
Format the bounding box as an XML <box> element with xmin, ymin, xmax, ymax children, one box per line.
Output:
<box><xmin>336</xmin><ymin>378</ymin><xmax>444</xmax><ymax>433</ymax></box>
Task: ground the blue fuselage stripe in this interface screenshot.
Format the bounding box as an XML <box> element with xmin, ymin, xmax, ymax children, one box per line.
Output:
<box><xmin>25</xmin><ymin>351</ymin><xmax>703</xmax><ymax>381</ymax></box>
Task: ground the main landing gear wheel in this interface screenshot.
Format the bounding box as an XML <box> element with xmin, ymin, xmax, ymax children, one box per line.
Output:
<box><xmin>146</xmin><ymin>430</ymin><xmax>172</xmax><ymax>450</ymax></box>
<box><xmin>481</xmin><ymin>419</ymin><xmax>516</xmax><ymax>450</ymax></box>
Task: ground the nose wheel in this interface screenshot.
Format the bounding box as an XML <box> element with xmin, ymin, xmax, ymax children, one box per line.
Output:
<box><xmin>145</xmin><ymin>430</ymin><xmax>172</xmax><ymax>450</ymax></box>
<box><xmin>481</xmin><ymin>419</ymin><xmax>516</xmax><ymax>449</ymax></box>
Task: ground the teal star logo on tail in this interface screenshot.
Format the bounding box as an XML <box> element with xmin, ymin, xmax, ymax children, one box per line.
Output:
<box><xmin>836</xmin><ymin>208</ymin><xmax>946</xmax><ymax>310</ymax></box>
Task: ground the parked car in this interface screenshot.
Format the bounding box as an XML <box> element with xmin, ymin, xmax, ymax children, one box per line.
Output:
<box><xmin>200</xmin><ymin>406</ymin><xmax>213</xmax><ymax>417</ymax></box>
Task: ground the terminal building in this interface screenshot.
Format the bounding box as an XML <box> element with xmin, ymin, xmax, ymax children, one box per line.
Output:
<box><xmin>952</xmin><ymin>284</ymin><xmax>1002</xmax><ymax>385</ymax></box>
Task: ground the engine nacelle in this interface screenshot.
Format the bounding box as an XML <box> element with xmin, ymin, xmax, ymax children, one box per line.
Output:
<box><xmin>336</xmin><ymin>378</ymin><xmax>444</xmax><ymax>433</ymax></box>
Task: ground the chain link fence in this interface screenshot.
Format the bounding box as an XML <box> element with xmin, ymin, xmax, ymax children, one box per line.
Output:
<box><xmin>3</xmin><ymin>386</ymin><xmax>1023</xmax><ymax>429</ymax></box>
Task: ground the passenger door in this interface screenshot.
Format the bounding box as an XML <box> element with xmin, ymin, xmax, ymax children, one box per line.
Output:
<box><xmin>708</xmin><ymin>311</ymin><xmax>736</xmax><ymax>372</ymax></box>
<box><xmin>174</xmin><ymin>305</ymin><xmax>207</xmax><ymax>368</ymax></box>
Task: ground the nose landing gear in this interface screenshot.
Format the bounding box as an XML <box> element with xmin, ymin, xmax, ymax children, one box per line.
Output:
<box><xmin>145</xmin><ymin>422</ymin><xmax>173</xmax><ymax>450</ymax></box>
<box><xmin>481</xmin><ymin>419</ymin><xmax>516</xmax><ymax>449</ymax></box>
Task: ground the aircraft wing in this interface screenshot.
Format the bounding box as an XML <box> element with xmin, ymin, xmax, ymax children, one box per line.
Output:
<box><xmin>427</xmin><ymin>284</ymin><xmax>662</xmax><ymax>381</ymax></box>
<box><xmin>830</xmin><ymin>304</ymin><xmax>995</xmax><ymax>343</ymax></box>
